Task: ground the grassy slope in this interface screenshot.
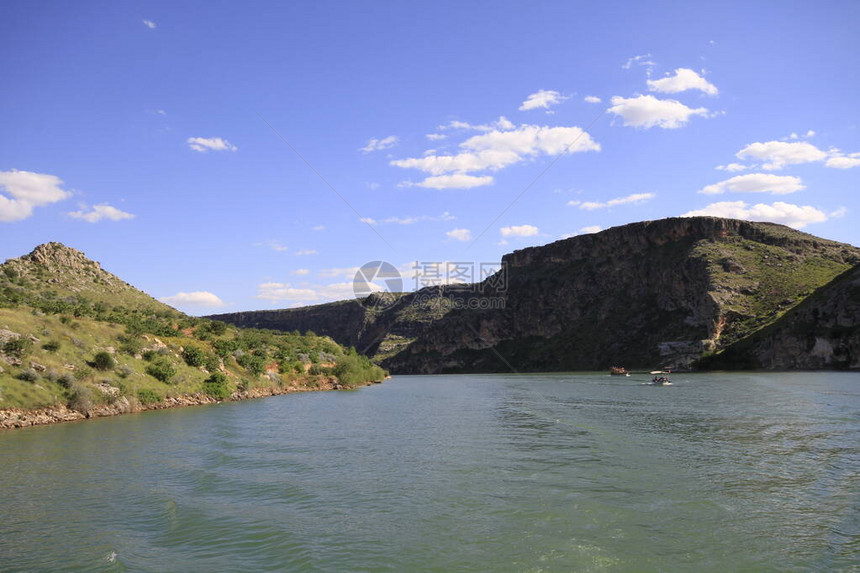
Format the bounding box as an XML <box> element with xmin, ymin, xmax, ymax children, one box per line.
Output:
<box><xmin>0</xmin><ymin>244</ymin><xmax>386</xmax><ymax>412</ymax></box>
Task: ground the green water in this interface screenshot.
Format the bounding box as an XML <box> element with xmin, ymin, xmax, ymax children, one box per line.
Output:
<box><xmin>0</xmin><ymin>372</ymin><xmax>858</xmax><ymax>572</ymax></box>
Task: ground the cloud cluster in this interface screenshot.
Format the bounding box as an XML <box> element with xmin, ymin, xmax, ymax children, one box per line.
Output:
<box><xmin>187</xmin><ymin>137</ymin><xmax>238</xmax><ymax>153</ymax></box>
<box><xmin>735</xmin><ymin>141</ymin><xmax>827</xmax><ymax>170</ymax></box>
<box><xmin>159</xmin><ymin>291</ymin><xmax>226</xmax><ymax>308</ymax></box>
<box><xmin>699</xmin><ymin>174</ymin><xmax>805</xmax><ymax>195</ymax></box>
<box><xmin>0</xmin><ymin>169</ymin><xmax>71</xmax><ymax>222</ymax></box>
<box><xmin>68</xmin><ymin>203</ymin><xmax>135</xmax><ymax>223</ymax></box>
<box><xmin>361</xmin><ymin>212</ymin><xmax>455</xmax><ymax>225</ymax></box>
<box><xmin>392</xmin><ymin>123</ymin><xmax>599</xmax><ymax>189</ymax></box>
<box><xmin>519</xmin><ymin>90</ymin><xmax>567</xmax><ymax>111</ymax></box>
<box><xmin>360</xmin><ymin>135</ymin><xmax>399</xmax><ymax>153</ymax></box>
<box><xmin>500</xmin><ymin>224</ymin><xmax>539</xmax><ymax>237</ymax></box>
<box><xmin>608</xmin><ymin>95</ymin><xmax>710</xmax><ymax>129</ymax></box>
<box><xmin>568</xmin><ymin>192</ymin><xmax>655</xmax><ymax>210</ymax></box>
<box><xmin>647</xmin><ymin>68</ymin><xmax>718</xmax><ymax>95</ymax></box>
<box><xmin>446</xmin><ymin>228</ymin><xmax>472</xmax><ymax>242</ymax></box>
<box><xmin>682</xmin><ymin>201</ymin><xmax>828</xmax><ymax>229</ymax></box>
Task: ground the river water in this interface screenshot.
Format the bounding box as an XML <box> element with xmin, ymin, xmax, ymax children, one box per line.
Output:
<box><xmin>1</xmin><ymin>372</ymin><xmax>858</xmax><ymax>572</ymax></box>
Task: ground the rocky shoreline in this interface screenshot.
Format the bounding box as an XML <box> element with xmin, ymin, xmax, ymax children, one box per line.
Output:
<box><xmin>0</xmin><ymin>377</ymin><xmax>362</xmax><ymax>430</ymax></box>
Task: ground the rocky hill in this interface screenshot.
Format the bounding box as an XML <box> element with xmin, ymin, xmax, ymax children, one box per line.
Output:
<box><xmin>0</xmin><ymin>243</ymin><xmax>386</xmax><ymax>424</ymax></box>
<box><xmin>0</xmin><ymin>242</ymin><xmax>174</xmax><ymax>315</ymax></box>
<box><xmin>210</xmin><ymin>217</ymin><xmax>860</xmax><ymax>373</ymax></box>
<box><xmin>700</xmin><ymin>263</ymin><xmax>860</xmax><ymax>370</ymax></box>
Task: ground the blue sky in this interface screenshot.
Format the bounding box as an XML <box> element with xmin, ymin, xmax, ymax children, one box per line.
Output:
<box><xmin>1</xmin><ymin>1</ymin><xmax>858</xmax><ymax>315</ymax></box>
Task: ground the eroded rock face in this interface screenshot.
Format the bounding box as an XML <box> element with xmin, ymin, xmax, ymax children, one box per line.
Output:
<box><xmin>705</xmin><ymin>264</ymin><xmax>860</xmax><ymax>370</ymax></box>
<box><xmin>211</xmin><ymin>217</ymin><xmax>860</xmax><ymax>373</ymax></box>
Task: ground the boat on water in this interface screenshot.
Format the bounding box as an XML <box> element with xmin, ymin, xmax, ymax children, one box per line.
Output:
<box><xmin>650</xmin><ymin>375</ymin><xmax>672</xmax><ymax>386</ymax></box>
<box><xmin>610</xmin><ymin>366</ymin><xmax>630</xmax><ymax>376</ymax></box>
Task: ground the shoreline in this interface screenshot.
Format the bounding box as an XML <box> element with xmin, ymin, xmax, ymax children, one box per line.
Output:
<box><xmin>0</xmin><ymin>377</ymin><xmax>371</xmax><ymax>430</ymax></box>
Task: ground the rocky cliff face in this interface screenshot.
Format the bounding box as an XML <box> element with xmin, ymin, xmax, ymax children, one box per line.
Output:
<box><xmin>702</xmin><ymin>263</ymin><xmax>860</xmax><ymax>369</ymax></box>
<box><xmin>211</xmin><ymin>217</ymin><xmax>860</xmax><ymax>373</ymax></box>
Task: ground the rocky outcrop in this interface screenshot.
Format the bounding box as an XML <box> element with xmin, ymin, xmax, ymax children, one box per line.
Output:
<box><xmin>211</xmin><ymin>217</ymin><xmax>860</xmax><ymax>373</ymax></box>
<box><xmin>701</xmin><ymin>264</ymin><xmax>860</xmax><ymax>369</ymax></box>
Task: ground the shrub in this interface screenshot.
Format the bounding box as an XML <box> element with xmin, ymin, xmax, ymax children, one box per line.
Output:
<box><xmin>137</xmin><ymin>389</ymin><xmax>161</xmax><ymax>405</ymax></box>
<box><xmin>145</xmin><ymin>357</ymin><xmax>176</xmax><ymax>384</ymax></box>
<box><xmin>117</xmin><ymin>365</ymin><xmax>134</xmax><ymax>379</ymax></box>
<box><xmin>16</xmin><ymin>368</ymin><xmax>39</xmax><ymax>382</ymax></box>
<box><xmin>92</xmin><ymin>351</ymin><xmax>115</xmax><ymax>371</ymax></box>
<box><xmin>202</xmin><ymin>372</ymin><xmax>230</xmax><ymax>401</ymax></box>
<box><xmin>212</xmin><ymin>339</ymin><xmax>238</xmax><ymax>359</ymax></box>
<box><xmin>68</xmin><ymin>383</ymin><xmax>93</xmax><ymax>414</ymax></box>
<box><xmin>182</xmin><ymin>345</ymin><xmax>206</xmax><ymax>367</ymax></box>
<box><xmin>3</xmin><ymin>337</ymin><xmax>32</xmax><ymax>358</ymax></box>
<box><xmin>42</xmin><ymin>340</ymin><xmax>61</xmax><ymax>353</ymax></box>
<box><xmin>204</xmin><ymin>354</ymin><xmax>221</xmax><ymax>372</ymax></box>
<box><xmin>236</xmin><ymin>353</ymin><xmax>265</xmax><ymax>376</ymax></box>
<box><xmin>206</xmin><ymin>320</ymin><xmax>227</xmax><ymax>335</ymax></box>
<box><xmin>56</xmin><ymin>372</ymin><xmax>76</xmax><ymax>388</ymax></box>
<box><xmin>332</xmin><ymin>354</ymin><xmax>387</xmax><ymax>387</ymax></box>
<box><xmin>117</xmin><ymin>335</ymin><xmax>144</xmax><ymax>356</ymax></box>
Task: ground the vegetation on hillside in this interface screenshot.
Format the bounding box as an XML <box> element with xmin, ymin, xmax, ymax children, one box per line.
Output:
<box><xmin>0</xmin><ymin>244</ymin><xmax>387</xmax><ymax>413</ymax></box>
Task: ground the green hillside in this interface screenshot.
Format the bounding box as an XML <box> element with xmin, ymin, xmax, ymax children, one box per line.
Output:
<box><xmin>0</xmin><ymin>243</ymin><xmax>386</xmax><ymax>415</ymax></box>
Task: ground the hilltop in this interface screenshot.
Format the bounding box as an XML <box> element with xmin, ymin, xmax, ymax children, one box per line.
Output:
<box><xmin>211</xmin><ymin>217</ymin><xmax>860</xmax><ymax>373</ymax></box>
<box><xmin>0</xmin><ymin>243</ymin><xmax>386</xmax><ymax>427</ymax></box>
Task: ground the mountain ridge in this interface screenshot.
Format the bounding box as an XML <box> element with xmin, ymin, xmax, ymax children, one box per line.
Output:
<box><xmin>210</xmin><ymin>217</ymin><xmax>860</xmax><ymax>372</ymax></box>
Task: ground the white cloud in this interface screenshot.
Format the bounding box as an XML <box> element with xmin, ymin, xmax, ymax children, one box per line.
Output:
<box><xmin>255</xmin><ymin>281</ymin><xmax>363</xmax><ymax>305</ymax></box>
<box><xmin>187</xmin><ymin>137</ymin><xmax>238</xmax><ymax>152</ymax></box>
<box><xmin>255</xmin><ymin>282</ymin><xmax>321</xmax><ymax>302</ymax></box>
<box><xmin>716</xmin><ymin>163</ymin><xmax>749</xmax><ymax>172</ymax></box>
<box><xmin>366</xmin><ymin>182</ymin><xmax>380</xmax><ymax>190</ymax></box>
<box><xmin>830</xmin><ymin>207</ymin><xmax>848</xmax><ymax>218</ymax></box>
<box><xmin>426</xmin><ymin>133</ymin><xmax>447</xmax><ymax>141</ymax></box>
<box><xmin>608</xmin><ymin>95</ymin><xmax>710</xmax><ymax>129</ymax></box>
<box><xmin>623</xmin><ymin>54</ymin><xmax>656</xmax><ymax>70</ymax></box>
<box><xmin>786</xmin><ymin>130</ymin><xmax>815</xmax><ymax>140</ymax></box>
<box><xmin>68</xmin><ymin>203</ymin><xmax>135</xmax><ymax>223</ymax></box>
<box><xmin>362</xmin><ymin>212</ymin><xmax>456</xmax><ymax>225</ymax></box>
<box><xmin>500</xmin><ymin>224</ymin><xmax>539</xmax><ymax>237</ymax></box>
<box><xmin>699</xmin><ymin>173</ymin><xmax>805</xmax><ymax>195</ymax></box>
<box><xmin>392</xmin><ymin>123</ymin><xmax>599</xmax><ymax>189</ymax></box>
<box><xmin>159</xmin><ymin>291</ymin><xmax>226</xmax><ymax>308</ymax></box>
<box><xmin>0</xmin><ymin>169</ymin><xmax>72</xmax><ymax>222</ymax></box>
<box><xmin>360</xmin><ymin>135</ymin><xmax>399</xmax><ymax>153</ymax></box>
<box><xmin>439</xmin><ymin>116</ymin><xmax>516</xmax><ymax>132</ymax></box>
<box><xmin>825</xmin><ymin>152</ymin><xmax>860</xmax><ymax>169</ymax></box>
<box><xmin>143</xmin><ymin>20</ymin><xmax>156</xmax><ymax>29</ymax></box>
<box><xmin>735</xmin><ymin>140</ymin><xmax>827</xmax><ymax>170</ymax></box>
<box><xmin>406</xmin><ymin>174</ymin><xmax>495</xmax><ymax>189</ymax></box>
<box><xmin>584</xmin><ymin>95</ymin><xmax>602</xmax><ymax>104</ymax></box>
<box><xmin>519</xmin><ymin>90</ymin><xmax>568</xmax><ymax>111</ymax></box>
<box><xmin>647</xmin><ymin>68</ymin><xmax>718</xmax><ymax>96</ymax></box>
<box><xmin>312</xmin><ymin>225</ymin><xmax>325</xmax><ymax>231</ymax></box>
<box><xmin>446</xmin><ymin>228</ymin><xmax>472</xmax><ymax>242</ymax></box>
<box><xmin>292</xmin><ymin>269</ymin><xmax>310</xmax><ymax>275</ymax></box>
<box><xmin>294</xmin><ymin>249</ymin><xmax>318</xmax><ymax>256</ymax></box>
<box><xmin>571</xmin><ymin>192</ymin><xmax>655</xmax><ymax>210</ymax></box>
<box><xmin>579</xmin><ymin>225</ymin><xmax>602</xmax><ymax>234</ymax></box>
<box><xmin>681</xmin><ymin>201</ymin><xmax>828</xmax><ymax>228</ymax></box>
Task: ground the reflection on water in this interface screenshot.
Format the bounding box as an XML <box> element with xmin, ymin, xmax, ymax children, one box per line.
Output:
<box><xmin>0</xmin><ymin>372</ymin><xmax>857</xmax><ymax>572</ymax></box>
